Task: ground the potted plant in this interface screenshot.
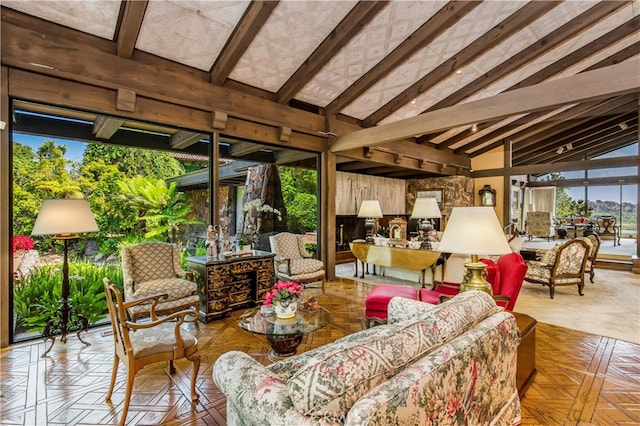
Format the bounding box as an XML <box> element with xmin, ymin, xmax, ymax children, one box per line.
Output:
<box><xmin>264</xmin><ymin>280</ymin><xmax>304</xmax><ymax>319</ymax></box>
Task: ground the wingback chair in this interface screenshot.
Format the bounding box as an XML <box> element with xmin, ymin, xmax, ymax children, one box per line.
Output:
<box><xmin>526</xmin><ymin>211</ymin><xmax>555</xmax><ymax>241</ymax></box>
<box><xmin>103</xmin><ymin>278</ymin><xmax>200</xmax><ymax>426</ymax></box>
<box><xmin>576</xmin><ymin>233</ymin><xmax>600</xmax><ymax>283</ymax></box>
<box><xmin>269</xmin><ymin>232</ymin><xmax>325</xmax><ymax>287</ymax></box>
<box><xmin>419</xmin><ymin>252</ymin><xmax>527</xmax><ymax>311</ymax></box>
<box><xmin>121</xmin><ymin>242</ymin><xmax>200</xmax><ymax>323</ymax></box>
<box><xmin>524</xmin><ymin>238</ymin><xmax>589</xmax><ymax>299</ymax></box>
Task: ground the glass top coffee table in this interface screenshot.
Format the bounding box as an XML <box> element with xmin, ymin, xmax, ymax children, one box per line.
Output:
<box><xmin>239</xmin><ymin>305</ymin><xmax>331</xmax><ymax>360</ymax></box>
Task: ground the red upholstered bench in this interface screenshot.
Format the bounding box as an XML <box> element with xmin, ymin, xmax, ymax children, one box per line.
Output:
<box><xmin>364</xmin><ymin>284</ymin><xmax>419</xmax><ymax>328</ymax></box>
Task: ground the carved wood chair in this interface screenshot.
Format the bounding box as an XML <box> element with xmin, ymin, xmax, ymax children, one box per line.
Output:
<box><xmin>576</xmin><ymin>233</ymin><xmax>601</xmax><ymax>283</ymax></box>
<box><xmin>524</xmin><ymin>238</ymin><xmax>589</xmax><ymax>299</ymax></box>
<box><xmin>103</xmin><ymin>278</ymin><xmax>200</xmax><ymax>426</ymax></box>
<box><xmin>121</xmin><ymin>242</ymin><xmax>199</xmax><ymax>326</ymax></box>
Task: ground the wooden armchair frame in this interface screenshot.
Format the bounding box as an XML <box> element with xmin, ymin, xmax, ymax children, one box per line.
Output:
<box><xmin>103</xmin><ymin>278</ymin><xmax>200</xmax><ymax>425</ymax></box>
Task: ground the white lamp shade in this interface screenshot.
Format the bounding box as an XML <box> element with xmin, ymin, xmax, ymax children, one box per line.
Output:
<box><xmin>357</xmin><ymin>200</ymin><xmax>383</xmax><ymax>218</ymax></box>
<box><xmin>410</xmin><ymin>197</ymin><xmax>441</xmax><ymax>219</ymax></box>
<box><xmin>32</xmin><ymin>199</ymin><xmax>99</xmax><ymax>236</ymax></box>
<box><xmin>437</xmin><ymin>207</ymin><xmax>510</xmax><ymax>255</ymax></box>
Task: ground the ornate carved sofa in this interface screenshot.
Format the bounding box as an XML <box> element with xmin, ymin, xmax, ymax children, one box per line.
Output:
<box><xmin>214</xmin><ymin>291</ymin><xmax>521</xmax><ymax>425</ymax></box>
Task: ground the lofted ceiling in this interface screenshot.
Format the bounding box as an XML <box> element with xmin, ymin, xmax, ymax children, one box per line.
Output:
<box><xmin>2</xmin><ymin>0</ymin><xmax>639</xmax><ymax>180</ymax></box>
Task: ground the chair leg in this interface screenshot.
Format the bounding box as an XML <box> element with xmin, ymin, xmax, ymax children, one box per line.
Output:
<box><xmin>106</xmin><ymin>355</ymin><xmax>119</xmax><ymax>401</ymax></box>
<box><xmin>188</xmin><ymin>352</ymin><xmax>201</xmax><ymax>402</ymax></box>
<box><xmin>549</xmin><ymin>284</ymin><xmax>555</xmax><ymax>299</ymax></box>
<box><xmin>120</xmin><ymin>366</ymin><xmax>136</xmax><ymax>426</ymax></box>
<box><xmin>589</xmin><ymin>270</ymin><xmax>595</xmax><ymax>283</ymax></box>
<box><xmin>168</xmin><ymin>360</ymin><xmax>175</xmax><ymax>374</ymax></box>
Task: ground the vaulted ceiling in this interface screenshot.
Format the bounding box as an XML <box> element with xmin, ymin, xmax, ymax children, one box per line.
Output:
<box><xmin>2</xmin><ymin>0</ymin><xmax>639</xmax><ymax>179</ymax></box>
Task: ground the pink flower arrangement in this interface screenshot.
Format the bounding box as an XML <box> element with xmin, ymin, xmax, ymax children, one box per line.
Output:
<box><xmin>264</xmin><ymin>280</ymin><xmax>304</xmax><ymax>307</ymax></box>
<box><xmin>12</xmin><ymin>235</ymin><xmax>34</xmax><ymax>253</ymax></box>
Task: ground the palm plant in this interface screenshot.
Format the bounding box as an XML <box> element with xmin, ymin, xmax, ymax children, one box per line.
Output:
<box><xmin>118</xmin><ymin>176</ymin><xmax>202</xmax><ymax>242</ymax></box>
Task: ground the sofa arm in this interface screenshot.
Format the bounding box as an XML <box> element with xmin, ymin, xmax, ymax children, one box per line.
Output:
<box><xmin>387</xmin><ymin>297</ymin><xmax>437</xmax><ymax>324</ymax></box>
<box><xmin>213</xmin><ymin>351</ymin><xmax>316</xmax><ymax>426</ymax></box>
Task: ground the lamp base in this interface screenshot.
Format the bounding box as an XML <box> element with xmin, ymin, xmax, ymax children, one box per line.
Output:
<box><xmin>41</xmin><ymin>235</ymin><xmax>91</xmax><ymax>358</ymax></box>
<box><xmin>460</xmin><ymin>257</ymin><xmax>493</xmax><ymax>295</ymax></box>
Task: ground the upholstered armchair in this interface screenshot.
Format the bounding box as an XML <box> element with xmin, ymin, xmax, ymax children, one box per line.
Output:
<box><xmin>103</xmin><ymin>278</ymin><xmax>200</xmax><ymax>426</ymax></box>
<box><xmin>577</xmin><ymin>233</ymin><xmax>600</xmax><ymax>283</ymax></box>
<box><xmin>269</xmin><ymin>232</ymin><xmax>325</xmax><ymax>286</ymax></box>
<box><xmin>419</xmin><ymin>252</ymin><xmax>527</xmax><ymax>311</ymax></box>
<box><xmin>524</xmin><ymin>238</ymin><xmax>589</xmax><ymax>299</ymax></box>
<box><xmin>526</xmin><ymin>211</ymin><xmax>555</xmax><ymax>241</ymax></box>
<box><xmin>121</xmin><ymin>242</ymin><xmax>200</xmax><ymax>323</ymax></box>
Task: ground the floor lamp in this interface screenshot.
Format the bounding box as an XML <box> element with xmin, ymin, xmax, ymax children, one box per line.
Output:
<box><xmin>32</xmin><ymin>199</ymin><xmax>99</xmax><ymax>356</ymax></box>
<box><xmin>410</xmin><ymin>197</ymin><xmax>441</xmax><ymax>249</ymax></box>
<box><xmin>437</xmin><ymin>207</ymin><xmax>511</xmax><ymax>294</ymax></box>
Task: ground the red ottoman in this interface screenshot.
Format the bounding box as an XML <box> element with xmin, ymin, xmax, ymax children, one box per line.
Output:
<box><xmin>365</xmin><ymin>284</ymin><xmax>418</xmax><ymax>327</ymax></box>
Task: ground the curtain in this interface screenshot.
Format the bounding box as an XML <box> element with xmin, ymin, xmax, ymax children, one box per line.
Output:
<box><xmin>523</xmin><ymin>186</ymin><xmax>556</xmax><ymax>218</ymax></box>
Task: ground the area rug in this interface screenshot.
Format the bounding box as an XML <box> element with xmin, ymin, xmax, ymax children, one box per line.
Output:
<box><xmin>335</xmin><ymin>264</ymin><xmax>640</xmax><ymax>344</ymax></box>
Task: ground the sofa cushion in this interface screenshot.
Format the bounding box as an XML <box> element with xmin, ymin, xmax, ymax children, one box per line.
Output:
<box><xmin>287</xmin><ymin>319</ymin><xmax>442</xmax><ymax>418</ymax></box>
<box><xmin>287</xmin><ymin>290</ymin><xmax>502</xmax><ymax>419</ymax></box>
<box><xmin>288</xmin><ymin>258</ymin><xmax>324</xmax><ymax>275</ymax></box>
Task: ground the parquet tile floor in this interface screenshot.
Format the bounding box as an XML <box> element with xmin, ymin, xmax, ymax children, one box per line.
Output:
<box><xmin>1</xmin><ymin>277</ymin><xmax>639</xmax><ymax>425</ymax></box>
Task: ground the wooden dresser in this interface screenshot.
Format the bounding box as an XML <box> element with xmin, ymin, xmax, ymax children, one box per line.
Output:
<box><xmin>187</xmin><ymin>251</ymin><xmax>275</xmax><ymax>322</ymax></box>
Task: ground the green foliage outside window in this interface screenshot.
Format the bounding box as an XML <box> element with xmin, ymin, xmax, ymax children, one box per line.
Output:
<box><xmin>279</xmin><ymin>166</ymin><xmax>318</xmax><ymax>233</ymax></box>
<box><xmin>13</xmin><ymin>262</ymin><xmax>122</xmax><ymax>334</ymax></box>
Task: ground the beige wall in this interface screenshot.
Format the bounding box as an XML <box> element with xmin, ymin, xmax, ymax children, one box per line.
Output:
<box><xmin>472</xmin><ymin>146</ymin><xmax>507</xmax><ymax>226</ymax></box>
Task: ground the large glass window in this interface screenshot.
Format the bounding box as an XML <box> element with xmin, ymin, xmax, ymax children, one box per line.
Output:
<box><xmin>10</xmin><ymin>102</ymin><xmax>321</xmax><ymax>344</ymax></box>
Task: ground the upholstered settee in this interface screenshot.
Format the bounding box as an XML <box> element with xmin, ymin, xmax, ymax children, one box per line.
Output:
<box><xmin>213</xmin><ymin>291</ymin><xmax>521</xmax><ymax>425</ymax></box>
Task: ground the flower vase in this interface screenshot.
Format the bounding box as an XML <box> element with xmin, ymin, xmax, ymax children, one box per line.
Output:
<box><xmin>274</xmin><ymin>301</ymin><xmax>298</xmax><ymax>319</ymax></box>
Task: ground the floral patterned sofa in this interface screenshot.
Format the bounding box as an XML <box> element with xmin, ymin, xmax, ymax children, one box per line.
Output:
<box><xmin>213</xmin><ymin>291</ymin><xmax>521</xmax><ymax>425</ymax></box>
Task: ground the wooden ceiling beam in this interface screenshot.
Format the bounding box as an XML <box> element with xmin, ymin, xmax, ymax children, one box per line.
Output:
<box><xmin>424</xmin><ymin>1</ymin><xmax>628</xmax><ymax>114</ymax></box>
<box><xmin>533</xmin><ymin>108</ymin><xmax>636</xmax><ymax>151</ymax></box>
<box><xmin>332</xmin><ymin>59</ymin><xmax>640</xmax><ymax>152</ymax></box>
<box><xmin>375</xmin><ymin>140</ymin><xmax>470</xmax><ymax>169</ymax></box>
<box><xmin>546</xmin><ymin>128</ymin><xmax>637</xmax><ymax>164</ymax></box>
<box><xmin>511</xmin><ymin>98</ymin><xmax>637</xmax><ymax>153</ymax></box>
<box><xmin>116</xmin><ymin>0</ymin><xmax>148</xmax><ymax>58</ymax></box>
<box><xmin>325</xmin><ymin>1</ymin><xmax>479</xmax><ymax>115</ymax></box>
<box><xmin>516</xmin><ymin>115</ymin><xmax>636</xmax><ymax>164</ymax></box>
<box><xmin>509</xmin><ymin>15</ymin><xmax>640</xmax><ymax>93</ymax></box>
<box><xmin>170</xmin><ymin>131</ymin><xmax>203</xmax><ymax>150</ymax></box>
<box><xmin>93</xmin><ymin>116</ymin><xmax>124</xmax><ymax>139</ymax></box>
<box><xmin>473</xmin><ymin>155</ymin><xmax>639</xmax><ymax>178</ymax></box>
<box><xmin>438</xmin><ymin>17</ymin><xmax>640</xmax><ymax>150</ymax></box>
<box><xmin>362</xmin><ymin>1</ymin><xmax>559</xmax><ymax>127</ymax></box>
<box><xmin>468</xmin><ymin>95</ymin><xmax>637</xmax><ymax>157</ymax></box>
<box><xmin>276</xmin><ymin>0</ymin><xmax>388</xmax><ymax>104</ymax></box>
<box><xmin>210</xmin><ymin>1</ymin><xmax>279</xmax><ymax>85</ymax></box>
<box><xmin>0</xmin><ymin>18</ymin><xmax>329</xmax><ymax>138</ymax></box>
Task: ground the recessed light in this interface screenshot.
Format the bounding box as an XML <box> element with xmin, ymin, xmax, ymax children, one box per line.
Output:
<box><xmin>456</xmin><ymin>68</ymin><xmax>463</xmax><ymax>75</ymax></box>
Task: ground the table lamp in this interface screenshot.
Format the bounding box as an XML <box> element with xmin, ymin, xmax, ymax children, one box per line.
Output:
<box><xmin>32</xmin><ymin>199</ymin><xmax>99</xmax><ymax>355</ymax></box>
<box><xmin>410</xmin><ymin>197</ymin><xmax>441</xmax><ymax>249</ymax></box>
<box><xmin>437</xmin><ymin>206</ymin><xmax>511</xmax><ymax>294</ymax></box>
<box><xmin>357</xmin><ymin>200</ymin><xmax>383</xmax><ymax>244</ymax></box>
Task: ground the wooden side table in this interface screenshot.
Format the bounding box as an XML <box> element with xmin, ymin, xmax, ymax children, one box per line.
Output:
<box><xmin>512</xmin><ymin>312</ymin><xmax>537</xmax><ymax>396</ymax></box>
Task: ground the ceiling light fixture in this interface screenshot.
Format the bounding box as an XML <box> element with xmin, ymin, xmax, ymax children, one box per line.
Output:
<box><xmin>456</xmin><ymin>68</ymin><xmax>463</xmax><ymax>75</ymax></box>
<box><xmin>619</xmin><ymin>122</ymin><xmax>628</xmax><ymax>130</ymax></box>
<box><xmin>471</xmin><ymin>123</ymin><xmax>478</xmax><ymax>132</ymax></box>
